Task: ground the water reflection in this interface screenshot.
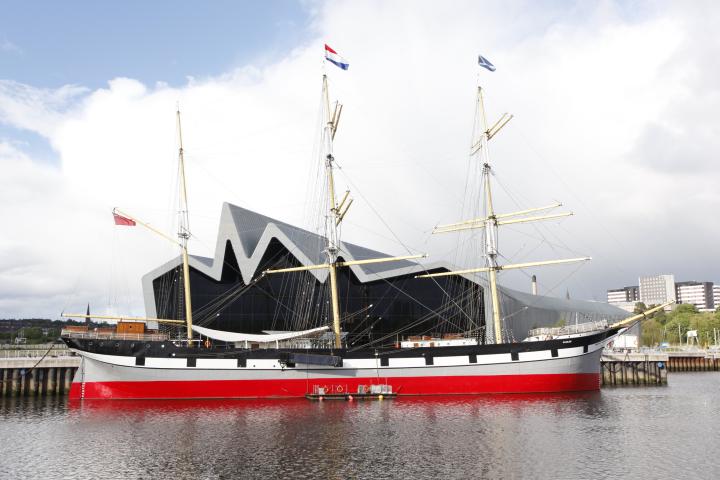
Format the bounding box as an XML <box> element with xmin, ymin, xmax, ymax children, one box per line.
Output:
<box><xmin>2</xmin><ymin>375</ymin><xmax>720</xmax><ymax>479</ymax></box>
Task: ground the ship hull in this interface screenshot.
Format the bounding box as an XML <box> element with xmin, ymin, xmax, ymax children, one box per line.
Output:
<box><xmin>65</xmin><ymin>328</ymin><xmax>617</xmax><ymax>400</ymax></box>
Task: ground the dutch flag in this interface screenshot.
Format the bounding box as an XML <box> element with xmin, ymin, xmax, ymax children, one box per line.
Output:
<box><xmin>324</xmin><ymin>44</ymin><xmax>349</xmax><ymax>70</ymax></box>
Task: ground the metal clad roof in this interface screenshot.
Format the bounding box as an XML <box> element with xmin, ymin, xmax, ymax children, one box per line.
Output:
<box><xmin>142</xmin><ymin>202</ymin><xmax>628</xmax><ymax>326</ymax></box>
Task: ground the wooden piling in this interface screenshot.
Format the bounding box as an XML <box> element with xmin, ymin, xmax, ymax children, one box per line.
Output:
<box><xmin>64</xmin><ymin>368</ymin><xmax>73</xmax><ymax>393</ymax></box>
<box><xmin>11</xmin><ymin>369</ymin><xmax>19</xmax><ymax>396</ymax></box>
<box><xmin>47</xmin><ymin>367</ymin><xmax>55</xmax><ymax>394</ymax></box>
<box><xmin>55</xmin><ymin>368</ymin><xmax>62</xmax><ymax>395</ymax></box>
<box><xmin>601</xmin><ymin>353</ymin><xmax>668</xmax><ymax>386</ymax></box>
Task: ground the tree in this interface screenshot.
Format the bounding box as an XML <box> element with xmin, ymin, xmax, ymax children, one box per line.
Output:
<box><xmin>675</xmin><ymin>303</ymin><xmax>698</xmax><ymax>315</ymax></box>
<box><xmin>654</xmin><ymin>308</ymin><xmax>667</xmax><ymax>325</ymax></box>
<box><xmin>634</xmin><ymin>302</ymin><xmax>648</xmax><ymax>314</ymax></box>
<box><xmin>640</xmin><ymin>319</ymin><xmax>663</xmax><ymax>347</ymax></box>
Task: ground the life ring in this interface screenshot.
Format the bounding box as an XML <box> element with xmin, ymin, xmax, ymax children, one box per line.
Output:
<box><xmin>336</xmin><ymin>385</ymin><xmax>344</xmax><ymax>393</ymax></box>
<box><xmin>204</xmin><ymin>338</ymin><xmax>211</xmax><ymax>348</ymax></box>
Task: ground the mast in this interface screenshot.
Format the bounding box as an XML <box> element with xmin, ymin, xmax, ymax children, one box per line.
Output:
<box><xmin>177</xmin><ymin>108</ymin><xmax>194</xmax><ymax>341</ymax></box>
<box><xmin>417</xmin><ymin>83</ymin><xmax>590</xmax><ymax>345</ymax></box>
<box><xmin>322</xmin><ymin>74</ymin><xmax>343</xmax><ymax>348</ymax></box>
<box><xmin>264</xmin><ymin>74</ymin><xmax>425</xmax><ymax>349</ymax></box>
<box><xmin>477</xmin><ymin>87</ymin><xmax>504</xmax><ymax>344</ymax></box>
<box><xmin>108</xmin><ymin>110</ymin><xmax>195</xmax><ymax>342</ymax></box>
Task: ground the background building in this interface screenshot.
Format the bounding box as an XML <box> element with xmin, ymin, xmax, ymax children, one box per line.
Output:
<box><xmin>606</xmin><ymin>286</ymin><xmax>640</xmax><ymax>312</ymax></box>
<box><xmin>639</xmin><ymin>274</ymin><xmax>676</xmax><ymax>309</ymax></box>
<box><xmin>675</xmin><ymin>281</ymin><xmax>715</xmax><ymax>312</ymax></box>
<box><xmin>609</xmin><ymin>276</ymin><xmax>719</xmax><ymax>312</ymax></box>
<box><xmin>143</xmin><ymin>203</ymin><xmax>628</xmax><ymax>344</ymax></box>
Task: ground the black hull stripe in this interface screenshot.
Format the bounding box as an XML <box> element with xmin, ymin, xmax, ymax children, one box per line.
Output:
<box><xmin>65</xmin><ymin>328</ymin><xmax>619</xmax><ymax>361</ymax></box>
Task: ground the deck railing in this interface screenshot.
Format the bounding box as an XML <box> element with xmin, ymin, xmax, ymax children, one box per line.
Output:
<box><xmin>60</xmin><ymin>330</ymin><xmax>169</xmax><ymax>342</ymax></box>
<box><xmin>528</xmin><ymin>320</ymin><xmax>608</xmax><ymax>338</ymax></box>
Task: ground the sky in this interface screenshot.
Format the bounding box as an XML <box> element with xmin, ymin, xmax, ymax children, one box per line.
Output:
<box><xmin>1</xmin><ymin>0</ymin><xmax>718</xmax><ymax>319</ymax></box>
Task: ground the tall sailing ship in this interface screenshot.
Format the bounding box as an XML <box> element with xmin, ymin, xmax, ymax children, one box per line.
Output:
<box><xmin>61</xmin><ymin>65</ymin><xmax>664</xmax><ymax>400</ymax></box>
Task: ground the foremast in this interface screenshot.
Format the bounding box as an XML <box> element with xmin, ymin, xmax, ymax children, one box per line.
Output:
<box><xmin>417</xmin><ymin>86</ymin><xmax>590</xmax><ymax>344</ymax></box>
<box><xmin>176</xmin><ymin>108</ymin><xmax>194</xmax><ymax>341</ymax></box>
<box><xmin>266</xmin><ymin>75</ymin><xmax>425</xmax><ymax>348</ymax></box>
<box><xmin>63</xmin><ymin>109</ymin><xmax>196</xmax><ymax>340</ymax></box>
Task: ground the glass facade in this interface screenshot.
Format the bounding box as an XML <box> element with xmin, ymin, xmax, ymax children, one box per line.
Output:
<box><xmin>153</xmin><ymin>239</ymin><xmax>487</xmax><ymax>347</ymax></box>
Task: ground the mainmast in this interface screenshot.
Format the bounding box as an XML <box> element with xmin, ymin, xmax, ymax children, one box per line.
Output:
<box><xmin>417</xmin><ymin>85</ymin><xmax>590</xmax><ymax>344</ymax></box>
<box><xmin>477</xmin><ymin>88</ymin><xmax>504</xmax><ymax>346</ymax></box>
<box><xmin>322</xmin><ymin>73</ymin><xmax>344</xmax><ymax>349</ymax></box>
<box><xmin>176</xmin><ymin>108</ymin><xmax>194</xmax><ymax>341</ymax></box>
<box><xmin>265</xmin><ymin>75</ymin><xmax>425</xmax><ymax>349</ymax></box>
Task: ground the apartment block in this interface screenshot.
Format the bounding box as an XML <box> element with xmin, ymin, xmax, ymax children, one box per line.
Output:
<box><xmin>639</xmin><ymin>274</ymin><xmax>676</xmax><ymax>307</ymax></box>
<box><xmin>675</xmin><ymin>281</ymin><xmax>714</xmax><ymax>311</ymax></box>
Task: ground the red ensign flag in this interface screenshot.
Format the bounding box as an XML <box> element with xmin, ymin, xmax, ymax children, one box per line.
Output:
<box><xmin>113</xmin><ymin>212</ymin><xmax>136</xmax><ymax>226</ymax></box>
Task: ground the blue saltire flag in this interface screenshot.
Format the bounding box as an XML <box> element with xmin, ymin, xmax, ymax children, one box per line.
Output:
<box><xmin>478</xmin><ymin>55</ymin><xmax>496</xmax><ymax>72</ymax></box>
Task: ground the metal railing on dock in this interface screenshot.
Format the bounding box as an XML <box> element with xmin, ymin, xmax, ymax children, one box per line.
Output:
<box><xmin>0</xmin><ymin>344</ymin><xmax>76</xmax><ymax>359</ymax></box>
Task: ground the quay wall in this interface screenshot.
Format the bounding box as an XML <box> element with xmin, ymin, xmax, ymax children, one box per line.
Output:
<box><xmin>601</xmin><ymin>353</ymin><xmax>668</xmax><ymax>386</ymax></box>
<box><xmin>0</xmin><ymin>345</ymin><xmax>79</xmax><ymax>397</ymax></box>
<box><xmin>666</xmin><ymin>352</ymin><xmax>720</xmax><ymax>372</ymax></box>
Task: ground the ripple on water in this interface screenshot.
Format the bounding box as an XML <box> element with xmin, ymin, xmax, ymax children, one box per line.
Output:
<box><xmin>1</xmin><ymin>374</ymin><xmax>719</xmax><ymax>479</ymax></box>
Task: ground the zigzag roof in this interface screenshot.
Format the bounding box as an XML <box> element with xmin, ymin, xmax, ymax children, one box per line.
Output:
<box><xmin>142</xmin><ymin>202</ymin><xmax>627</xmax><ymax>321</ymax></box>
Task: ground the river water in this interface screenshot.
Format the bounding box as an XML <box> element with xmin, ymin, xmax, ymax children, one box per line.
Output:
<box><xmin>1</xmin><ymin>373</ymin><xmax>719</xmax><ymax>479</ymax></box>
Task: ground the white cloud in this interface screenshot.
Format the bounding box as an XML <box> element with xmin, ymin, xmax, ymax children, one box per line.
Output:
<box><xmin>1</xmin><ymin>0</ymin><xmax>719</xmax><ymax>318</ymax></box>
<box><xmin>0</xmin><ymin>80</ymin><xmax>87</xmax><ymax>136</ymax></box>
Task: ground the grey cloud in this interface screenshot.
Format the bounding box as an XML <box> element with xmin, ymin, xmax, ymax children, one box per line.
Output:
<box><xmin>630</xmin><ymin>120</ymin><xmax>720</xmax><ymax>174</ymax></box>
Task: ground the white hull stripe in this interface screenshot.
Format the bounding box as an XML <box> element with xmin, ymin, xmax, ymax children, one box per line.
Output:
<box><xmin>73</xmin><ymin>341</ymin><xmax>606</xmax><ymax>372</ymax></box>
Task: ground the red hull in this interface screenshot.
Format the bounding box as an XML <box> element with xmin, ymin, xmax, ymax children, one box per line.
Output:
<box><xmin>70</xmin><ymin>373</ymin><xmax>601</xmax><ymax>400</ymax></box>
